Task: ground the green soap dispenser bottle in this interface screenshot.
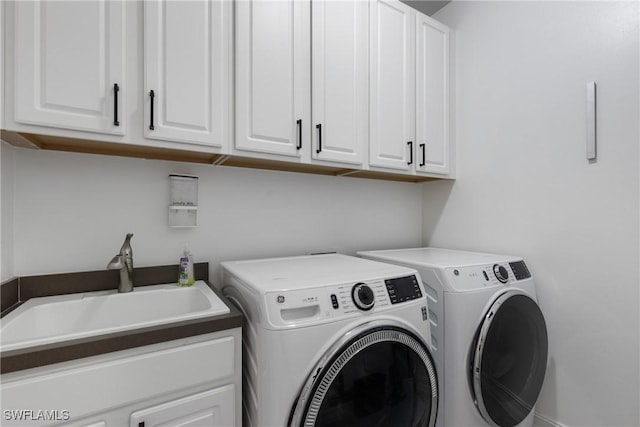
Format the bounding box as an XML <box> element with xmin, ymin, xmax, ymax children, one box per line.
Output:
<box><xmin>186</xmin><ymin>249</ymin><xmax>195</xmax><ymax>285</ymax></box>
<box><xmin>178</xmin><ymin>247</ymin><xmax>195</xmax><ymax>287</ymax></box>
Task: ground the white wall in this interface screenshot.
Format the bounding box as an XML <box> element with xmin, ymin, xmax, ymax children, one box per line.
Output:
<box><xmin>5</xmin><ymin>146</ymin><xmax>423</xmax><ymax>284</ymax></box>
<box><xmin>0</xmin><ymin>1</ymin><xmax>8</xmax><ymax>282</ymax></box>
<box><xmin>1</xmin><ymin>142</ymin><xmax>15</xmax><ymax>281</ymax></box>
<box><xmin>427</xmin><ymin>1</ymin><xmax>639</xmax><ymax>426</ymax></box>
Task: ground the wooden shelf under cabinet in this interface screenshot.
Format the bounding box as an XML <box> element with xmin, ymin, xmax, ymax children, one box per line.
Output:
<box><xmin>1</xmin><ymin>130</ymin><xmax>443</xmax><ymax>183</ymax></box>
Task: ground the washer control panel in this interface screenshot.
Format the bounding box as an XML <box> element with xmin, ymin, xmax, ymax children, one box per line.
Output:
<box><xmin>331</xmin><ymin>279</ymin><xmax>390</xmax><ymax>314</ymax></box>
<box><xmin>264</xmin><ymin>274</ymin><xmax>424</xmax><ymax>328</ymax></box>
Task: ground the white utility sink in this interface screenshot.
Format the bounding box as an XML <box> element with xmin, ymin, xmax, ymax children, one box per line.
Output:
<box><xmin>0</xmin><ymin>281</ymin><xmax>230</xmax><ymax>352</ymax></box>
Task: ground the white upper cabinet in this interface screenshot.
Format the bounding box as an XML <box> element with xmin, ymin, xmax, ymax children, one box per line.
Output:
<box><xmin>416</xmin><ymin>14</ymin><xmax>450</xmax><ymax>176</ymax></box>
<box><xmin>235</xmin><ymin>0</ymin><xmax>369</xmax><ymax>167</ymax></box>
<box><xmin>369</xmin><ymin>0</ymin><xmax>415</xmax><ymax>171</ymax></box>
<box><xmin>144</xmin><ymin>0</ymin><xmax>231</xmax><ymax>150</ymax></box>
<box><xmin>311</xmin><ymin>0</ymin><xmax>368</xmax><ymax>166</ymax></box>
<box><xmin>4</xmin><ymin>0</ymin><xmax>452</xmax><ymax>181</ymax></box>
<box><xmin>13</xmin><ymin>0</ymin><xmax>126</xmax><ymax>135</ymax></box>
<box><xmin>369</xmin><ymin>0</ymin><xmax>452</xmax><ymax>177</ymax></box>
<box><xmin>235</xmin><ymin>0</ymin><xmax>311</xmax><ymax>159</ymax></box>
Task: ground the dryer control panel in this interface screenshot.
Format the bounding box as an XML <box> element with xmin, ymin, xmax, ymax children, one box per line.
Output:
<box><xmin>447</xmin><ymin>260</ymin><xmax>532</xmax><ymax>290</ymax></box>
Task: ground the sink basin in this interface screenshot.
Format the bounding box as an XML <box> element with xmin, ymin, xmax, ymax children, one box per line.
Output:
<box><xmin>1</xmin><ymin>281</ymin><xmax>230</xmax><ymax>352</ymax></box>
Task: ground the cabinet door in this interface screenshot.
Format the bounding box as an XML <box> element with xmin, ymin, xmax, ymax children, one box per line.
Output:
<box><xmin>13</xmin><ymin>0</ymin><xmax>125</xmax><ymax>135</ymax></box>
<box><xmin>130</xmin><ymin>385</ymin><xmax>236</xmax><ymax>427</ymax></box>
<box><xmin>369</xmin><ymin>0</ymin><xmax>415</xmax><ymax>171</ymax></box>
<box><xmin>311</xmin><ymin>0</ymin><xmax>368</xmax><ymax>166</ymax></box>
<box><xmin>235</xmin><ymin>0</ymin><xmax>310</xmax><ymax>158</ymax></box>
<box><xmin>144</xmin><ymin>0</ymin><xmax>231</xmax><ymax>149</ymax></box>
<box><xmin>416</xmin><ymin>15</ymin><xmax>450</xmax><ymax>175</ymax></box>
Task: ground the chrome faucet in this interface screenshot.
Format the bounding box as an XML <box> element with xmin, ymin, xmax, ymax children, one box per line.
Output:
<box><xmin>107</xmin><ymin>233</ymin><xmax>134</xmax><ymax>293</ymax></box>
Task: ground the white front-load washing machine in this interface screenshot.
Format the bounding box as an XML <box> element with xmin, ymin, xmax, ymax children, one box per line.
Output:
<box><xmin>358</xmin><ymin>248</ymin><xmax>547</xmax><ymax>427</ymax></box>
<box><xmin>221</xmin><ymin>254</ymin><xmax>439</xmax><ymax>427</ymax></box>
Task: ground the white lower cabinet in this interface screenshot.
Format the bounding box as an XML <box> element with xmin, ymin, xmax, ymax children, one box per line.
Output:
<box><xmin>0</xmin><ymin>329</ymin><xmax>241</xmax><ymax>427</ymax></box>
<box><xmin>130</xmin><ymin>385</ymin><xmax>235</xmax><ymax>427</ymax></box>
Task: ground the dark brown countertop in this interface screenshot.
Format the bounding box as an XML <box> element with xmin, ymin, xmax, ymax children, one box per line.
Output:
<box><xmin>0</xmin><ymin>263</ymin><xmax>243</xmax><ymax>374</ymax></box>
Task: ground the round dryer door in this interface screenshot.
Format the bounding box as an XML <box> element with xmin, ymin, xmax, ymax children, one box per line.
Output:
<box><xmin>290</xmin><ymin>322</ymin><xmax>438</xmax><ymax>427</ymax></box>
<box><xmin>470</xmin><ymin>290</ymin><xmax>548</xmax><ymax>427</ymax></box>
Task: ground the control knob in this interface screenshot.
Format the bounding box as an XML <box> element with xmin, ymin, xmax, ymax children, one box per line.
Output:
<box><xmin>493</xmin><ymin>264</ymin><xmax>509</xmax><ymax>283</ymax></box>
<box><xmin>351</xmin><ymin>283</ymin><xmax>375</xmax><ymax>311</ymax></box>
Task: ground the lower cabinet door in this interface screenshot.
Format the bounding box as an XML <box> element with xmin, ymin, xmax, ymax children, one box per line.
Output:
<box><xmin>129</xmin><ymin>385</ymin><xmax>235</xmax><ymax>427</ymax></box>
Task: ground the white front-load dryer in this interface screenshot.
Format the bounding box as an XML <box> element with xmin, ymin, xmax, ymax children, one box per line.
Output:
<box><xmin>358</xmin><ymin>248</ymin><xmax>548</xmax><ymax>427</ymax></box>
<box><xmin>221</xmin><ymin>254</ymin><xmax>439</xmax><ymax>427</ymax></box>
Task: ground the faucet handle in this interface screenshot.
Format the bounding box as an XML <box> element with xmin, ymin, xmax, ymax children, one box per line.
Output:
<box><xmin>107</xmin><ymin>254</ymin><xmax>123</xmax><ymax>270</ymax></box>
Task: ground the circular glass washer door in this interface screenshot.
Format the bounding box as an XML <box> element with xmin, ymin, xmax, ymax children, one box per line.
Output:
<box><xmin>290</xmin><ymin>323</ymin><xmax>438</xmax><ymax>427</ymax></box>
<box><xmin>470</xmin><ymin>290</ymin><xmax>548</xmax><ymax>427</ymax></box>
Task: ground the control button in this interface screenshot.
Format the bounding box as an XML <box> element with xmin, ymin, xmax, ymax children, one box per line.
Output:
<box><xmin>493</xmin><ymin>264</ymin><xmax>509</xmax><ymax>283</ymax></box>
<box><xmin>351</xmin><ymin>283</ymin><xmax>375</xmax><ymax>311</ymax></box>
<box><xmin>330</xmin><ymin>294</ymin><xmax>339</xmax><ymax>309</ymax></box>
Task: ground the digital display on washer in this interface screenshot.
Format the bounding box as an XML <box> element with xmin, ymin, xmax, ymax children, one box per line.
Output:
<box><xmin>385</xmin><ymin>275</ymin><xmax>422</xmax><ymax>304</ymax></box>
<box><xmin>509</xmin><ymin>261</ymin><xmax>531</xmax><ymax>280</ymax></box>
